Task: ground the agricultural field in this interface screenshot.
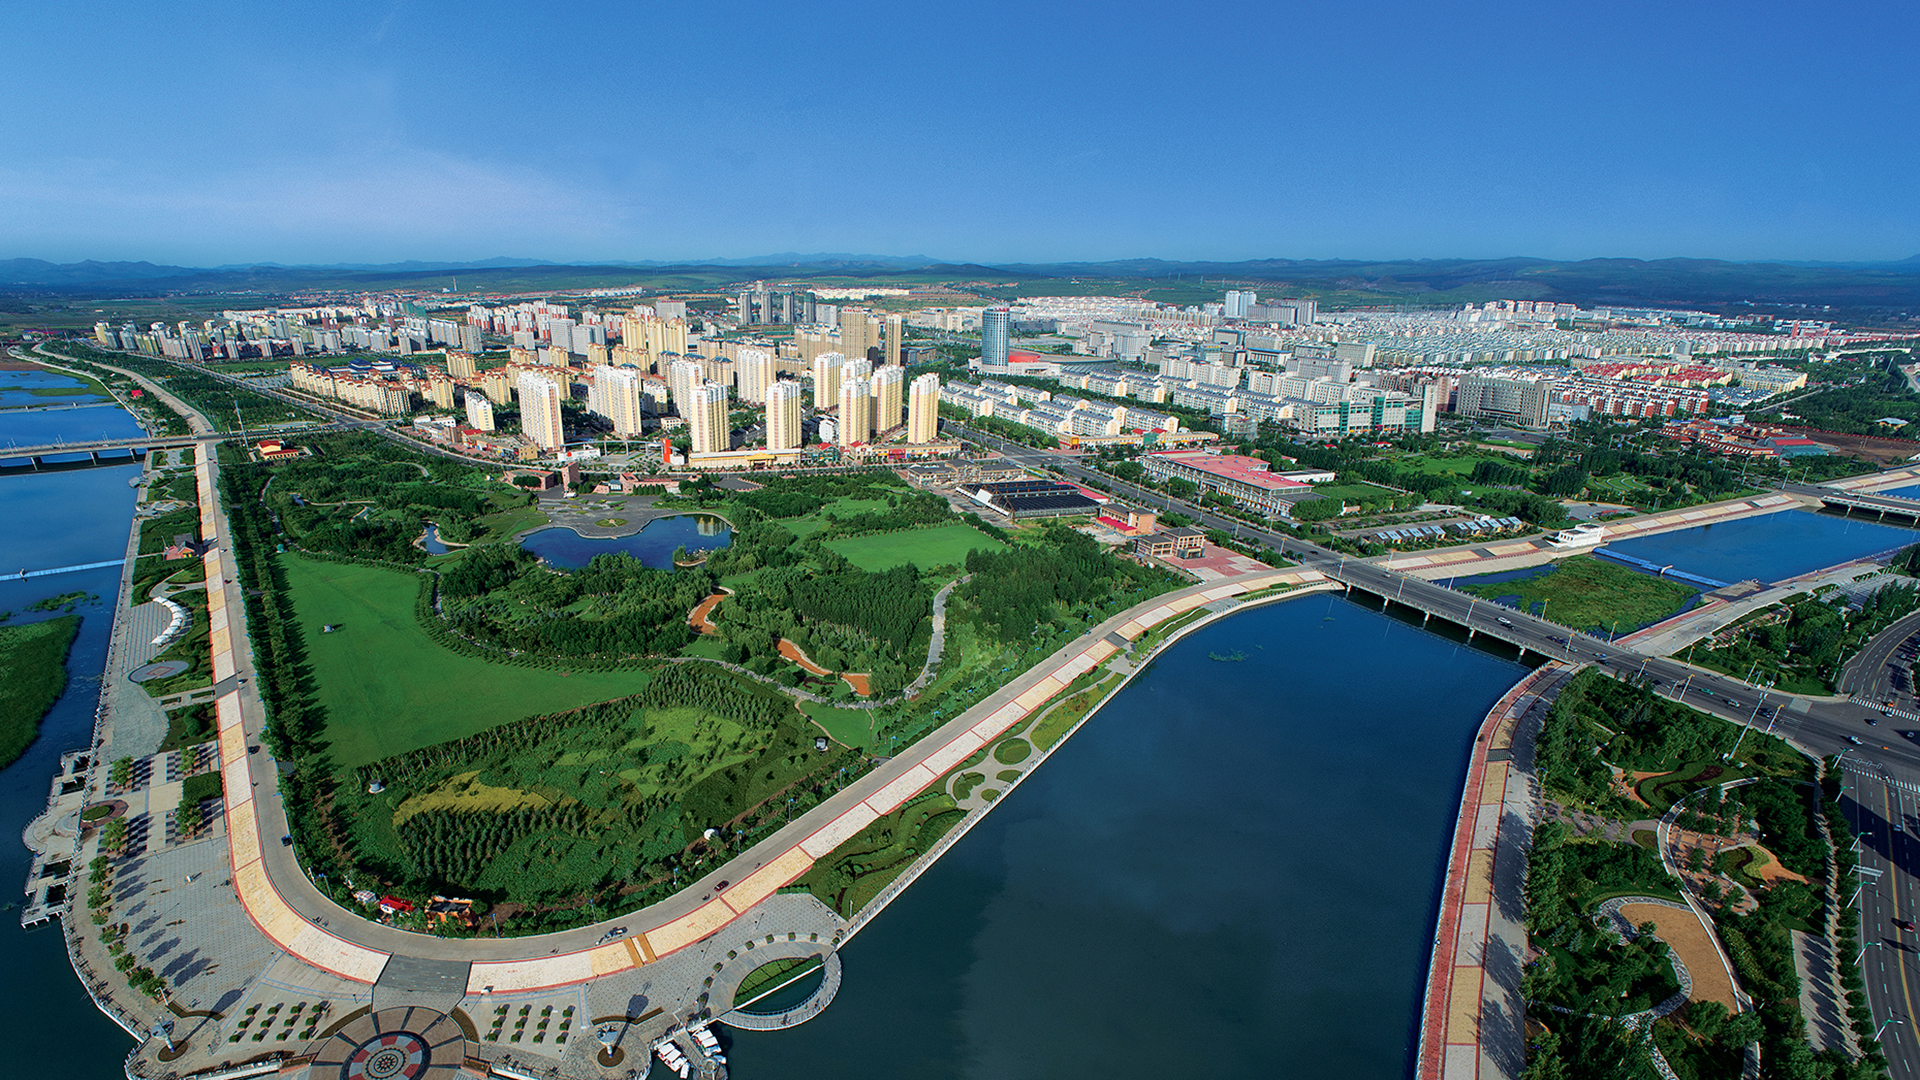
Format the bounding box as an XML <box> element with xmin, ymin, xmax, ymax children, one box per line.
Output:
<box><xmin>823</xmin><ymin>522</ymin><xmax>1006</xmax><ymax>572</ymax></box>
<box><xmin>280</xmin><ymin>553</ymin><xmax>654</xmax><ymax>767</ymax></box>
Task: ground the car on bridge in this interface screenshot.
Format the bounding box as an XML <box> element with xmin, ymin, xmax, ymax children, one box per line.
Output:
<box><xmin>1496</xmin><ymin>616</ymin><xmax>1514</xmax><ymax>627</ymax></box>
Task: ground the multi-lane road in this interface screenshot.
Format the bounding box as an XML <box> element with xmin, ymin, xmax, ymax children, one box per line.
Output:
<box><xmin>952</xmin><ymin>421</ymin><xmax>1920</xmax><ymax>1070</ymax></box>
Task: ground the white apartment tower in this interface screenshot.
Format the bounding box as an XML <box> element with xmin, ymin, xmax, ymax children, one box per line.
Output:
<box><xmin>687</xmin><ymin>382</ymin><xmax>730</xmax><ymax>454</ymax></box>
<box><xmin>812</xmin><ymin>352</ymin><xmax>844</xmax><ymax>410</ymax></box>
<box><xmin>592</xmin><ymin>364</ymin><xmax>646</xmax><ymax>438</ymax></box>
<box><xmin>837</xmin><ymin>376</ymin><xmax>872</xmax><ymax>446</ymax></box>
<box><xmin>871</xmin><ymin>364</ymin><xmax>905</xmax><ymax>432</ymax></box>
<box><xmin>765</xmin><ymin>380</ymin><xmax>802</xmax><ymax>451</ymax></box>
<box><xmin>885</xmin><ymin>313</ymin><xmax>904</xmax><ymax>368</ymax></box>
<box><xmin>464</xmin><ymin>391</ymin><xmax>496</xmax><ymax>432</ymax></box>
<box><xmin>668</xmin><ymin>359</ymin><xmax>705</xmax><ymax>414</ymax></box>
<box><xmin>908</xmin><ymin>372</ymin><xmax>940</xmax><ymax>444</ymax></box>
<box><xmin>515</xmin><ymin>370</ymin><xmax>565</xmax><ymax>452</ymax></box>
<box><xmin>736</xmin><ymin>347</ymin><xmax>774</xmax><ymax>404</ymax></box>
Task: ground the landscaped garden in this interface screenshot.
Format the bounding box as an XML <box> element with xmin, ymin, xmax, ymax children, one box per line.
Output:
<box><xmin>1522</xmin><ymin>669</ymin><xmax>1878</xmax><ymax>1080</ymax></box>
<box><xmin>1681</xmin><ymin>582</ymin><xmax>1920</xmax><ymax>694</ymax></box>
<box><xmin>213</xmin><ymin>433</ymin><xmax>1185</xmax><ymax>933</ymax></box>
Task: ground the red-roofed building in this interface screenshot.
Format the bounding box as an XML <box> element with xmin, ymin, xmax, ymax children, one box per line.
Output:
<box><xmin>1141</xmin><ymin>450</ymin><xmax>1311</xmax><ymax>514</ymax></box>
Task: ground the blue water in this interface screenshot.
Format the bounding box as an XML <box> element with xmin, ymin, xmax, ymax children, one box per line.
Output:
<box><xmin>0</xmin><ymin>410</ymin><xmax>142</xmax><ymax>1075</ymax></box>
<box><xmin>0</xmin><ymin>405</ymin><xmax>147</xmax><ymax>467</ymax></box>
<box><xmin>1879</xmin><ymin>484</ymin><xmax>1920</xmax><ymax>501</ymax></box>
<box><xmin>0</xmin><ymin>370</ymin><xmax>110</xmax><ymax>409</ymax></box>
<box><xmin>1604</xmin><ymin>510</ymin><xmax>1915</xmax><ymax>585</ymax></box>
<box><xmin>520</xmin><ymin>515</ymin><xmax>732</xmax><ymax>570</ymax></box>
<box><xmin>722</xmin><ymin>596</ymin><xmax>1526</xmax><ymax>1080</ymax></box>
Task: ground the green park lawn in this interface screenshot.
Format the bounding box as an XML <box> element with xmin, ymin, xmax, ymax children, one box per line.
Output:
<box><xmin>1393</xmin><ymin>453</ymin><xmax>1495</xmax><ymax>478</ymax></box>
<box><xmin>824</xmin><ymin>523</ymin><xmax>1007</xmax><ymax>572</ymax></box>
<box><xmin>782</xmin><ymin>496</ymin><xmax>893</xmax><ymax>538</ymax></box>
<box><xmin>1307</xmin><ymin>482</ymin><xmax>1400</xmax><ymax>504</ymax></box>
<box><xmin>279</xmin><ymin>554</ymin><xmax>652</xmax><ymax>767</ymax></box>
<box><xmin>1457</xmin><ymin>554</ymin><xmax>1697</xmax><ymax>636</ymax></box>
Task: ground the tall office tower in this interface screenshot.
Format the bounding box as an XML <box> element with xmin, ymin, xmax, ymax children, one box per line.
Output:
<box><xmin>688</xmin><ymin>382</ymin><xmax>730</xmax><ymax>454</ymax></box>
<box><xmin>765</xmin><ymin>379</ymin><xmax>802</xmax><ymax>451</ymax></box>
<box><xmin>908</xmin><ymin>372</ymin><xmax>940</xmax><ymax>444</ymax></box>
<box><xmin>885</xmin><ymin>313</ymin><xmax>904</xmax><ymax>368</ymax></box>
<box><xmin>839</xmin><ymin>306</ymin><xmax>877</xmax><ymax>363</ymax></box>
<box><xmin>871</xmin><ymin>364</ymin><xmax>905</xmax><ymax>432</ymax></box>
<box><xmin>668</xmin><ymin>359</ymin><xmax>705</xmax><ymax>413</ymax></box>
<box><xmin>837</xmin><ymin>377</ymin><xmax>872</xmax><ymax>446</ymax></box>
<box><xmin>464</xmin><ymin>391</ymin><xmax>496</xmax><ymax>432</ymax></box>
<box><xmin>737</xmin><ymin>347</ymin><xmax>774</xmax><ymax>404</ymax></box>
<box><xmin>515</xmin><ymin>370</ymin><xmax>565</xmax><ymax>452</ymax></box>
<box><xmin>447</xmin><ymin>350</ymin><xmax>478</xmax><ymax>379</ymax></box>
<box><xmin>593</xmin><ymin>364</ymin><xmax>646</xmax><ymax>437</ymax></box>
<box><xmin>843</xmin><ymin>357</ymin><xmax>872</xmax><ymax>386</ymax></box>
<box><xmin>812</xmin><ymin>351</ymin><xmax>845</xmax><ymax>410</ymax></box>
<box><xmin>982</xmin><ymin>307</ymin><xmax>1011</xmax><ymax>367</ymax></box>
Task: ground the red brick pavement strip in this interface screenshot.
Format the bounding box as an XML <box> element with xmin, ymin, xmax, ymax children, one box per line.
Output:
<box><xmin>1415</xmin><ymin>664</ymin><xmax>1566</xmax><ymax>1080</ymax></box>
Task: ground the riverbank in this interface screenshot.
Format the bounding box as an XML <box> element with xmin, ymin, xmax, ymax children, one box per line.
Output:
<box><xmin>1385</xmin><ymin>492</ymin><xmax>1807</xmax><ymax>581</ymax></box>
<box><xmin>1416</xmin><ymin>662</ymin><xmax>1574</xmax><ymax>1080</ymax></box>
<box><xmin>0</xmin><ymin>615</ymin><xmax>79</xmax><ymax>769</ymax></box>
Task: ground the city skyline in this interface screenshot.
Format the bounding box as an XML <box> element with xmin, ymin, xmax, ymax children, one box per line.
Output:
<box><xmin>4</xmin><ymin>0</ymin><xmax>1917</xmax><ymax>266</ymax></box>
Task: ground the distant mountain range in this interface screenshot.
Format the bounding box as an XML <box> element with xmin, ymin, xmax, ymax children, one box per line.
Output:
<box><xmin>4</xmin><ymin>253</ymin><xmax>1920</xmax><ymax>319</ymax></box>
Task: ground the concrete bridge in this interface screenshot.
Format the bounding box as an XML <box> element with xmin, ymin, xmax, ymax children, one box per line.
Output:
<box><xmin>0</xmin><ymin>424</ymin><xmax>356</xmax><ymax>469</ymax></box>
<box><xmin>1812</xmin><ymin>486</ymin><xmax>1920</xmax><ymax>523</ymax></box>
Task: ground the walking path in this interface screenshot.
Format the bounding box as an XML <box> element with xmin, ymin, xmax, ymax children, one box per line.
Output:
<box><xmin>1416</xmin><ymin>662</ymin><xmax>1573</xmax><ymax>1080</ymax></box>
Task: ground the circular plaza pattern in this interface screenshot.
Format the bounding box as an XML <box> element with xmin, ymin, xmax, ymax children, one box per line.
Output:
<box><xmin>309</xmin><ymin>1008</ymin><xmax>467</xmax><ymax>1080</ymax></box>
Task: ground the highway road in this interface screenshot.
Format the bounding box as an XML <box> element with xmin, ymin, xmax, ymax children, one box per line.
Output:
<box><xmin>953</xmin><ymin>419</ymin><xmax>1920</xmax><ymax>1075</ymax></box>
<box><xmin>1841</xmin><ymin>611</ymin><xmax>1920</xmax><ymax>713</ymax></box>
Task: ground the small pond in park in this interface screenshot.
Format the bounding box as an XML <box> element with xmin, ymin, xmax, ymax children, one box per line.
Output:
<box><xmin>519</xmin><ymin>514</ymin><xmax>732</xmax><ymax>570</ymax></box>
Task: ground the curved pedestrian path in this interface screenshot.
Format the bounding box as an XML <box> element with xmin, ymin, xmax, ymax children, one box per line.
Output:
<box><xmin>180</xmin><ymin>407</ymin><xmax>1335</xmax><ymax>994</ymax></box>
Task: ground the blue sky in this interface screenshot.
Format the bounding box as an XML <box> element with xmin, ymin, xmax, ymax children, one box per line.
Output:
<box><xmin>4</xmin><ymin>0</ymin><xmax>1916</xmax><ymax>266</ymax></box>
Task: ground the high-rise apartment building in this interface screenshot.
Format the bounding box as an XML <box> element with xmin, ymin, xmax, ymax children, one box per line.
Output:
<box><xmin>982</xmin><ymin>307</ymin><xmax>1011</xmax><ymax>367</ymax></box>
<box><xmin>885</xmin><ymin>313</ymin><xmax>904</xmax><ymax>368</ymax></box>
<box><xmin>765</xmin><ymin>380</ymin><xmax>802</xmax><ymax>451</ymax></box>
<box><xmin>871</xmin><ymin>364</ymin><xmax>905</xmax><ymax>432</ymax></box>
<box><xmin>668</xmin><ymin>359</ymin><xmax>705</xmax><ymax>414</ymax></box>
<box><xmin>908</xmin><ymin>372</ymin><xmax>940</xmax><ymax>444</ymax></box>
<box><xmin>812</xmin><ymin>352</ymin><xmax>844</xmax><ymax>410</ymax></box>
<box><xmin>1456</xmin><ymin>374</ymin><xmax>1551</xmax><ymax>428</ymax></box>
<box><xmin>838</xmin><ymin>377</ymin><xmax>872</xmax><ymax>446</ymax></box>
<box><xmin>464</xmin><ymin>391</ymin><xmax>496</xmax><ymax>432</ymax></box>
<box><xmin>839</xmin><ymin>307</ymin><xmax>877</xmax><ymax>363</ymax></box>
<box><xmin>843</xmin><ymin>357</ymin><xmax>873</xmax><ymax>385</ymax></box>
<box><xmin>591</xmin><ymin>364</ymin><xmax>646</xmax><ymax>438</ymax></box>
<box><xmin>447</xmin><ymin>351</ymin><xmax>478</xmax><ymax>379</ymax></box>
<box><xmin>687</xmin><ymin>382</ymin><xmax>730</xmax><ymax>454</ymax></box>
<box><xmin>515</xmin><ymin>370</ymin><xmax>565</xmax><ymax>452</ymax></box>
<box><xmin>736</xmin><ymin>348</ymin><xmax>773</xmax><ymax>403</ymax></box>
<box><xmin>481</xmin><ymin>369</ymin><xmax>514</xmax><ymax>405</ymax></box>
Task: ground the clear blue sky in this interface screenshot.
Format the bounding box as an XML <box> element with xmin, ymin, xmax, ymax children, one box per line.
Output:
<box><xmin>5</xmin><ymin>0</ymin><xmax>1916</xmax><ymax>266</ymax></box>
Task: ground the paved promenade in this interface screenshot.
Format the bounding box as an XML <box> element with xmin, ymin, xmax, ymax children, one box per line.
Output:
<box><xmin>1417</xmin><ymin>662</ymin><xmax>1575</xmax><ymax>1080</ymax></box>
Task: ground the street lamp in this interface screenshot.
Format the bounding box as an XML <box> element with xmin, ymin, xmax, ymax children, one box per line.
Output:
<box><xmin>1876</xmin><ymin>1016</ymin><xmax>1904</xmax><ymax>1042</ymax></box>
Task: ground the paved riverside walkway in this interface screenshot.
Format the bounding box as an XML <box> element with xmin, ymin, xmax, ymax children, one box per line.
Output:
<box><xmin>177</xmin><ymin>387</ymin><xmax>1337</xmax><ymax>992</ymax></box>
<box><xmin>1417</xmin><ymin>662</ymin><xmax>1576</xmax><ymax>1080</ymax></box>
<box><xmin>1382</xmin><ymin>492</ymin><xmax>1807</xmax><ymax>581</ymax></box>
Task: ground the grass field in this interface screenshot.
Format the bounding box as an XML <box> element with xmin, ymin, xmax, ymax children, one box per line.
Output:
<box><xmin>1393</xmin><ymin>454</ymin><xmax>1494</xmax><ymax>478</ymax></box>
<box><xmin>1458</xmin><ymin>555</ymin><xmax>1697</xmax><ymax>635</ymax></box>
<box><xmin>1307</xmin><ymin>482</ymin><xmax>1399</xmax><ymax>504</ymax></box>
<box><xmin>799</xmin><ymin>701</ymin><xmax>877</xmax><ymax>748</ymax></box>
<box><xmin>279</xmin><ymin>554</ymin><xmax>653</xmax><ymax>767</ymax></box>
<box><xmin>782</xmin><ymin>496</ymin><xmax>892</xmax><ymax>539</ymax></box>
<box><xmin>0</xmin><ymin>616</ymin><xmax>78</xmax><ymax>770</ymax></box>
<box><xmin>824</xmin><ymin>523</ymin><xmax>1007</xmax><ymax>571</ymax></box>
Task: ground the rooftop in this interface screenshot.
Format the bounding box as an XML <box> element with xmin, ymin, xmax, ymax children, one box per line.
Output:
<box><xmin>1148</xmin><ymin>450</ymin><xmax>1309</xmax><ymax>491</ymax></box>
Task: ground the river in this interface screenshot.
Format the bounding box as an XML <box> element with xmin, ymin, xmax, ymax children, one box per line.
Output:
<box><xmin>720</xmin><ymin>596</ymin><xmax>1526</xmax><ymax>1079</ymax></box>
<box><xmin>0</xmin><ymin>405</ymin><xmax>143</xmax><ymax>1076</ymax></box>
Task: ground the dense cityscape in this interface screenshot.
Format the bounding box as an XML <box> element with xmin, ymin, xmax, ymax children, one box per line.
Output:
<box><xmin>7</xmin><ymin>2</ymin><xmax>1920</xmax><ymax>1079</ymax></box>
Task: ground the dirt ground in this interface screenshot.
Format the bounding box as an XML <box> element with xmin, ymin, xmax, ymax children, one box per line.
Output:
<box><xmin>1789</xmin><ymin>427</ymin><xmax>1920</xmax><ymax>465</ymax></box>
<box><xmin>1619</xmin><ymin>903</ymin><xmax>1741</xmax><ymax>1011</ymax></box>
